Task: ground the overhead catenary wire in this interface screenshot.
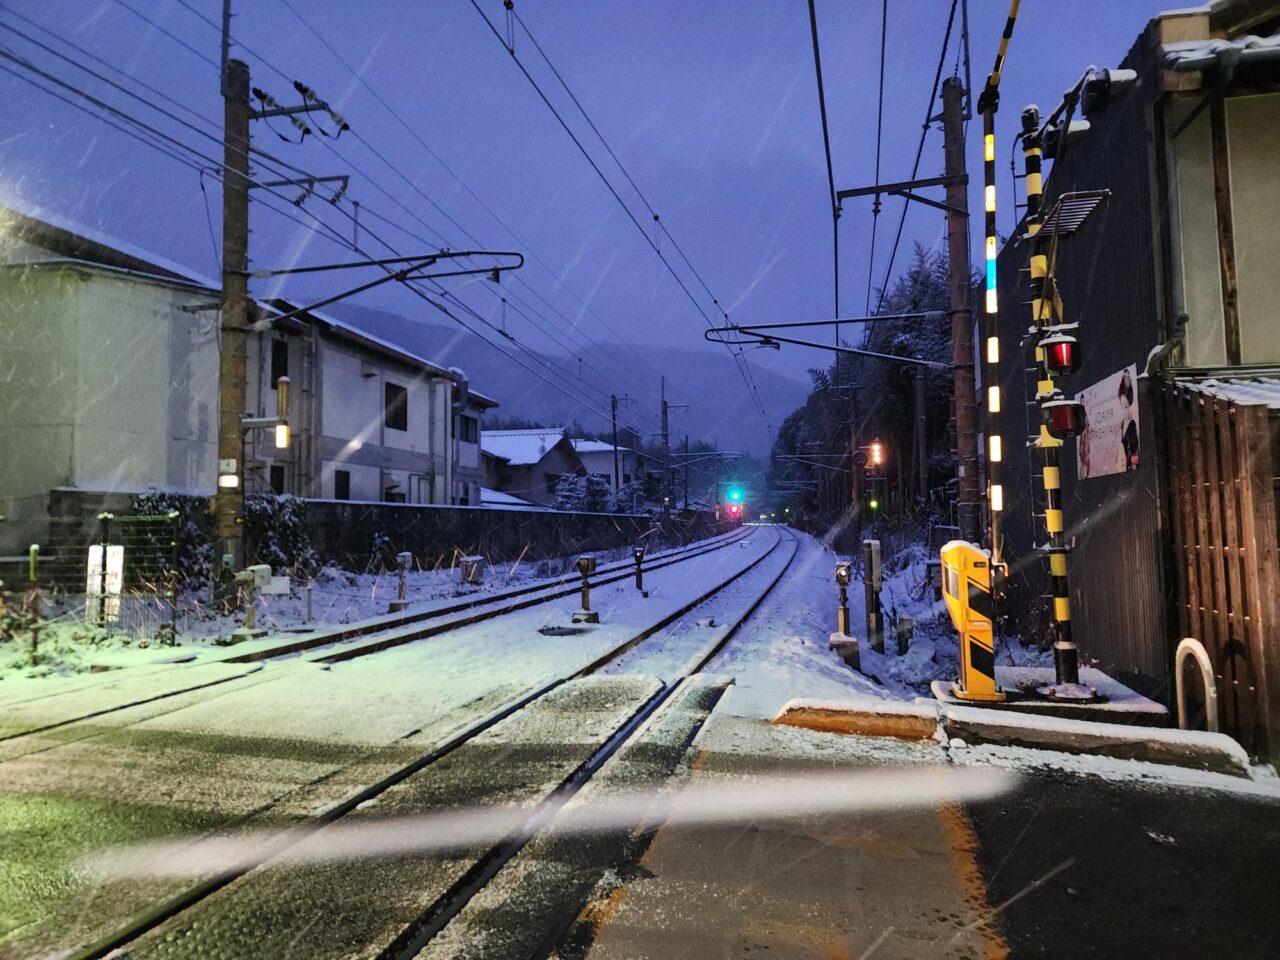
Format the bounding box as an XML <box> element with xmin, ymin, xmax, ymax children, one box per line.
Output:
<box><xmin>855</xmin><ymin>0</ymin><xmax>959</xmax><ymax>374</ymax></box>
<box><xmin>69</xmin><ymin>0</ymin><xmax>664</xmax><ymax>426</ymax></box>
<box><xmin>1</xmin><ymin>48</ymin><xmax>651</xmax><ymax>438</ymax></box>
<box><xmin>272</xmin><ymin>0</ymin><xmax>666</xmax><ymax>407</ymax></box>
<box><xmin>805</xmin><ymin>0</ymin><xmax>840</xmax><ymax>355</ymax></box>
<box><xmin>468</xmin><ymin>0</ymin><xmax>773</xmax><ymax>433</ymax></box>
<box><xmin>864</xmin><ymin>0</ymin><xmax>889</xmax><ymax>317</ymax></box>
<box><xmin>186</xmin><ymin>0</ymin><xmax>667</xmax><ymax>425</ymax></box>
<box><xmin>6</xmin><ymin>10</ymin><xmax>662</xmax><ymax>439</ymax></box>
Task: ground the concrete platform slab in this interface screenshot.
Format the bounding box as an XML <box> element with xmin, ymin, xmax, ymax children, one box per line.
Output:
<box><xmin>931</xmin><ymin>666</ymin><xmax>1169</xmax><ymax>726</ymax></box>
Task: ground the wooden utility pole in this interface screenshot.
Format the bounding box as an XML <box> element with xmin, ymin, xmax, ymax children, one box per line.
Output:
<box><xmin>915</xmin><ymin>367</ymin><xmax>928</xmax><ymax>500</ymax></box>
<box><xmin>942</xmin><ymin>77</ymin><xmax>980</xmax><ymax>541</ymax></box>
<box><xmin>214</xmin><ymin>56</ymin><xmax>251</xmax><ymax>576</ymax></box>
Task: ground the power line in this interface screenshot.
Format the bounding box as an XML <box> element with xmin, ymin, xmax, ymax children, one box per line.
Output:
<box><xmin>468</xmin><ymin>0</ymin><xmax>772</xmax><ymax>432</ymax></box>
<box><xmin>172</xmin><ymin>0</ymin><xmax>666</xmax><ymax>424</ymax></box>
<box><xmin>864</xmin><ymin>0</ymin><xmax>889</xmax><ymax>317</ymax></box>
<box><xmin>269</xmin><ymin>0</ymin><xmax>670</xmax><ymax>410</ymax></box>
<box><xmin>8</xmin><ymin>9</ymin><xmax>660</xmax><ymax>437</ymax></box>
<box><xmin>507</xmin><ymin>5</ymin><xmax>774</xmax><ymax>432</ymax></box>
<box><xmin>805</xmin><ymin>0</ymin><xmax>840</xmax><ymax>353</ymax></box>
<box><xmin>2</xmin><ymin>48</ymin><xmax>647</xmax><ymax>436</ymax></box>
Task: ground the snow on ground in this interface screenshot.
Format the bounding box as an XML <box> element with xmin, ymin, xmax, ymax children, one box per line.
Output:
<box><xmin>0</xmin><ymin>540</ymin><xmax>675</xmax><ymax>681</ymax></box>
<box><xmin>712</xmin><ymin>532</ymin><xmax>1054</xmax><ymax>720</ymax></box>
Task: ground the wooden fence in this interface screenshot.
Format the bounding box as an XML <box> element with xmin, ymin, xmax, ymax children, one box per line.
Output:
<box><xmin>1163</xmin><ymin>382</ymin><xmax>1280</xmax><ymax>760</ymax></box>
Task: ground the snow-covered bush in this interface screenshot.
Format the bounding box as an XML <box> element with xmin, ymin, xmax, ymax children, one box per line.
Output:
<box><xmin>132</xmin><ymin>490</ymin><xmax>214</xmax><ymax>587</ymax></box>
<box><xmin>553</xmin><ymin>474</ymin><xmax>586</xmax><ymax>511</ymax></box>
<box><xmin>582</xmin><ymin>474</ymin><xmax>613</xmax><ymax>513</ymax></box>
<box><xmin>244</xmin><ymin>494</ymin><xmax>317</xmax><ymax>577</ymax></box>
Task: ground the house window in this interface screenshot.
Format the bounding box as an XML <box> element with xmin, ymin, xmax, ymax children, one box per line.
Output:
<box><xmin>623</xmin><ymin>473</ymin><xmax>633</xmax><ymax>484</ymax></box>
<box><xmin>269</xmin><ymin>464</ymin><xmax>285</xmax><ymax>494</ymax></box>
<box><xmin>271</xmin><ymin>338</ymin><xmax>289</xmax><ymax>384</ymax></box>
<box><xmin>334</xmin><ymin>469</ymin><xmax>350</xmax><ymax>501</ymax></box>
<box><xmin>460</xmin><ymin>415</ymin><xmax>479</xmax><ymax>444</ymax></box>
<box><xmin>385</xmin><ymin>490</ymin><xmax>406</xmax><ymax>503</ymax></box>
<box><xmin>384</xmin><ymin>382</ymin><xmax>408</xmax><ymax>431</ymax></box>
<box><xmin>545</xmin><ymin>472</ymin><xmax>561</xmax><ymax>495</ymax></box>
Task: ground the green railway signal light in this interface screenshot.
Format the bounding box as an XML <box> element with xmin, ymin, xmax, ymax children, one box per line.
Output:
<box><xmin>868</xmin><ymin>498</ymin><xmax>880</xmax><ymax>511</ymax></box>
<box><xmin>727</xmin><ymin>486</ymin><xmax>744</xmax><ymax>503</ymax></box>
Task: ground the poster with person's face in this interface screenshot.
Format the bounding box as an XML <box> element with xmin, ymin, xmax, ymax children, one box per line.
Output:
<box><xmin>1076</xmin><ymin>364</ymin><xmax>1140</xmax><ymax>479</ymax></box>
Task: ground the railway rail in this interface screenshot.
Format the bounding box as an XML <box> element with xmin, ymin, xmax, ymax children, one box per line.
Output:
<box><xmin>0</xmin><ymin>527</ymin><xmax>754</xmax><ymax>746</ymax></box>
<box><xmin>53</xmin><ymin>526</ymin><xmax>799</xmax><ymax>960</ymax></box>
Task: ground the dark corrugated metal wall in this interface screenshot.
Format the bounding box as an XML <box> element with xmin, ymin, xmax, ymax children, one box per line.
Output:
<box><xmin>990</xmin><ymin>31</ymin><xmax>1173</xmax><ymax>700</ymax></box>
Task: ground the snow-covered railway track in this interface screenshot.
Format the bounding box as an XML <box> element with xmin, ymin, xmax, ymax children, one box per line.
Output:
<box><xmin>46</xmin><ymin>528</ymin><xmax>797</xmax><ymax>960</ymax></box>
<box><xmin>0</xmin><ymin>529</ymin><xmax>752</xmax><ymax>747</ymax></box>
<box><xmin>223</xmin><ymin>526</ymin><xmax>756</xmax><ymax>664</ymax></box>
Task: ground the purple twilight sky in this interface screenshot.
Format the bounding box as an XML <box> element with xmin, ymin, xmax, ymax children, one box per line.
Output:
<box><xmin>2</xmin><ymin>0</ymin><xmax>1173</xmax><ymax>428</ymax></box>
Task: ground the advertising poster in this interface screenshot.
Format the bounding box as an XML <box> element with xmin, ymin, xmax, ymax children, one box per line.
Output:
<box><xmin>1076</xmin><ymin>364</ymin><xmax>1140</xmax><ymax>479</ymax></box>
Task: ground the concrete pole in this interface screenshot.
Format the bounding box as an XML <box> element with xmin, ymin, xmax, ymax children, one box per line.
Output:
<box><xmin>942</xmin><ymin>77</ymin><xmax>980</xmax><ymax>542</ymax></box>
<box><xmin>683</xmin><ymin>435</ymin><xmax>689</xmax><ymax>510</ymax></box>
<box><xmin>611</xmin><ymin>394</ymin><xmax>621</xmax><ymax>495</ymax></box>
<box><xmin>215</xmin><ymin>57</ymin><xmax>251</xmax><ymax>577</ymax></box>
<box><xmin>661</xmin><ymin>377</ymin><xmax>670</xmax><ymax>518</ymax></box>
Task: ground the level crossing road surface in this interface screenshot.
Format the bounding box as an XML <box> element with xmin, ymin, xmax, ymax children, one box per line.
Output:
<box><xmin>1</xmin><ymin>527</ymin><xmax>1278</xmax><ymax>959</ymax></box>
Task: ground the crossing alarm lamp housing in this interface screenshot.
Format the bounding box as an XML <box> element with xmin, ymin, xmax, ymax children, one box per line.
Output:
<box><xmin>1040</xmin><ymin>333</ymin><xmax>1079</xmax><ymax>377</ymax></box>
<box><xmin>1043</xmin><ymin>395</ymin><xmax>1087</xmax><ymax>440</ymax></box>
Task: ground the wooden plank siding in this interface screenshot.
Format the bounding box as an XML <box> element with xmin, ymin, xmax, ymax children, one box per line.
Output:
<box><xmin>1164</xmin><ymin>382</ymin><xmax>1280</xmax><ymax>760</ymax></box>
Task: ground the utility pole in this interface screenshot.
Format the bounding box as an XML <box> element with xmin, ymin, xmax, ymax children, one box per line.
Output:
<box><xmin>610</xmin><ymin>394</ymin><xmax>621</xmax><ymax>495</ymax></box>
<box><xmin>915</xmin><ymin>367</ymin><xmax>928</xmax><ymax>501</ymax></box>
<box><xmin>942</xmin><ymin>76</ymin><xmax>980</xmax><ymax>542</ymax></box>
<box><xmin>214</xmin><ymin>56</ymin><xmax>251</xmax><ymax>579</ymax></box>
<box><xmin>660</xmin><ymin>377</ymin><xmax>670</xmax><ymax>517</ymax></box>
<box><xmin>683</xmin><ymin>434</ymin><xmax>689</xmax><ymax>509</ymax></box>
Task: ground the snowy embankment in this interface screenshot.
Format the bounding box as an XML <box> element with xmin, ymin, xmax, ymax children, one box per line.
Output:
<box><xmin>0</xmin><ymin>540</ymin><xmax>650</xmax><ymax>680</ymax></box>
<box><xmin>712</xmin><ymin>532</ymin><xmax>1053</xmax><ymax>720</ymax></box>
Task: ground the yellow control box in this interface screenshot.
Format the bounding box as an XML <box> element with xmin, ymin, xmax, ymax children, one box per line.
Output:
<box><xmin>940</xmin><ymin>540</ymin><xmax>1006</xmax><ymax>702</ymax></box>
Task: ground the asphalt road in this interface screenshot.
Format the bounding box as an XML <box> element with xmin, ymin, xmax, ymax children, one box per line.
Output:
<box><xmin>967</xmin><ymin>765</ymin><xmax>1280</xmax><ymax>958</ymax></box>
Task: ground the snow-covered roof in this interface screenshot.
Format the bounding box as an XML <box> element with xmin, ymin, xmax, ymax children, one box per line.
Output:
<box><xmin>1182</xmin><ymin>376</ymin><xmax>1280</xmax><ymax>409</ymax></box>
<box><xmin>480</xmin><ymin>486</ymin><xmax>544</xmax><ymax>508</ymax></box>
<box><xmin>571</xmin><ymin>439</ymin><xmax>634</xmax><ymax>455</ymax></box>
<box><xmin>1164</xmin><ymin>33</ymin><xmax>1280</xmax><ymax>72</ymax></box>
<box><xmin>0</xmin><ymin>202</ymin><xmax>476</xmax><ymax>385</ymax></box>
<box><xmin>481</xmin><ymin>427</ymin><xmax>572</xmax><ymax>466</ymax></box>
<box><xmin>0</xmin><ymin>257</ymin><xmax>217</xmax><ymax>295</ymax></box>
<box><xmin>263</xmin><ymin>298</ymin><xmax>456</xmax><ymax>380</ymax></box>
<box><xmin>0</xmin><ymin>202</ymin><xmax>219</xmax><ymax>288</ymax></box>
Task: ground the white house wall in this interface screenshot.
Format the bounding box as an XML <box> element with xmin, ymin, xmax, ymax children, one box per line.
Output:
<box><xmin>0</xmin><ymin>266</ymin><xmax>218</xmax><ymax>553</ymax></box>
<box><xmin>71</xmin><ymin>272</ymin><xmax>219</xmax><ymax>495</ymax></box>
<box><xmin>1226</xmin><ymin>92</ymin><xmax>1280</xmax><ymax>364</ymax></box>
<box><xmin>0</xmin><ymin>268</ymin><xmax>81</xmax><ymax>552</ymax></box>
<box><xmin>316</xmin><ymin>337</ymin><xmax>450</xmax><ymax>503</ymax></box>
<box><xmin>1170</xmin><ymin>99</ymin><xmax>1227</xmax><ymax>367</ymax></box>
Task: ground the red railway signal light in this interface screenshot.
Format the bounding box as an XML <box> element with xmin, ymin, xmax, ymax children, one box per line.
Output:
<box><xmin>1044</xmin><ymin>397</ymin><xmax>1087</xmax><ymax>440</ymax></box>
<box><xmin>1042</xmin><ymin>333</ymin><xmax>1079</xmax><ymax>377</ymax></box>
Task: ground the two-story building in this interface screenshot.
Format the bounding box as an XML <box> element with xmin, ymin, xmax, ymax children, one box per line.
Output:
<box><xmin>569</xmin><ymin>439</ymin><xmax>646</xmax><ymax>489</ymax></box>
<box><xmin>481</xmin><ymin>428</ymin><xmax>586</xmax><ymax>507</ymax></box>
<box><xmin>0</xmin><ymin>204</ymin><xmax>497</xmax><ymax>556</ymax></box>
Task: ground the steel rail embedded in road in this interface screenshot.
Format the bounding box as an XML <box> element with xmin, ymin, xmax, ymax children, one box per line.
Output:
<box><xmin>62</xmin><ymin>527</ymin><xmax>790</xmax><ymax>960</ymax></box>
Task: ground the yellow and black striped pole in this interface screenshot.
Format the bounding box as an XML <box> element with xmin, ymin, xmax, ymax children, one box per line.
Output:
<box><xmin>976</xmin><ymin>0</ymin><xmax>1019</xmax><ymax>586</ymax></box>
<box><xmin>1021</xmin><ymin>106</ymin><xmax>1081</xmax><ymax>689</ymax></box>
<box><xmin>943</xmin><ymin>0</ymin><xmax>1019</xmax><ymax>701</ymax></box>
